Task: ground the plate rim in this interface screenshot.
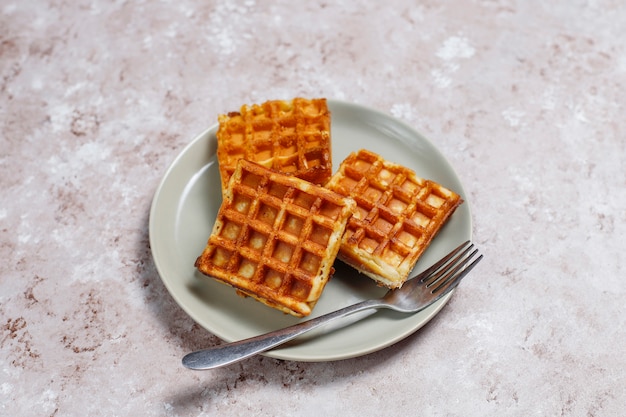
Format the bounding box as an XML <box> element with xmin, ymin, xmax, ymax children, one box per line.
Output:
<box><xmin>149</xmin><ymin>99</ymin><xmax>472</xmax><ymax>362</ymax></box>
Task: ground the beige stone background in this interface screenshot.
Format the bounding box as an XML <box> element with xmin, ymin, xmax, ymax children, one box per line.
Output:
<box><xmin>1</xmin><ymin>1</ymin><xmax>624</xmax><ymax>416</ymax></box>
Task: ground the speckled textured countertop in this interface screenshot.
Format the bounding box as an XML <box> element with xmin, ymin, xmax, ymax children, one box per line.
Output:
<box><xmin>2</xmin><ymin>1</ymin><xmax>625</xmax><ymax>416</ymax></box>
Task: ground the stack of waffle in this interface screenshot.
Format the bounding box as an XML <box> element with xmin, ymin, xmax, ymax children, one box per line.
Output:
<box><xmin>195</xmin><ymin>98</ymin><xmax>463</xmax><ymax>317</ymax></box>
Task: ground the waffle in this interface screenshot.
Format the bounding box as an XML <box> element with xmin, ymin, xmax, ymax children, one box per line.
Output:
<box><xmin>195</xmin><ymin>159</ymin><xmax>356</xmax><ymax>317</ymax></box>
<box><xmin>325</xmin><ymin>149</ymin><xmax>463</xmax><ymax>289</ymax></box>
<box><xmin>215</xmin><ymin>98</ymin><xmax>332</xmax><ymax>196</ymax></box>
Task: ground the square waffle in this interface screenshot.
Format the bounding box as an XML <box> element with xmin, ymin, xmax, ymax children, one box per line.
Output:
<box><xmin>215</xmin><ymin>97</ymin><xmax>332</xmax><ymax>196</ymax></box>
<box><xmin>325</xmin><ymin>149</ymin><xmax>463</xmax><ymax>289</ymax></box>
<box><xmin>195</xmin><ymin>159</ymin><xmax>356</xmax><ymax>317</ymax></box>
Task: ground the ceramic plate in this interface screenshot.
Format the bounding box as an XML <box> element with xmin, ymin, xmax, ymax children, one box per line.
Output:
<box><xmin>149</xmin><ymin>100</ymin><xmax>472</xmax><ymax>362</ymax></box>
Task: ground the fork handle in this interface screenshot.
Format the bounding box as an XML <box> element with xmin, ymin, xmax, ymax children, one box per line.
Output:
<box><xmin>182</xmin><ymin>298</ymin><xmax>383</xmax><ymax>370</ymax></box>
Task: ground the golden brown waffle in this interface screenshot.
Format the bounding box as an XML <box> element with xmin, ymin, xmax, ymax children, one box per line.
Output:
<box><xmin>215</xmin><ymin>98</ymin><xmax>332</xmax><ymax>196</ymax></box>
<box><xmin>195</xmin><ymin>159</ymin><xmax>356</xmax><ymax>317</ymax></box>
<box><xmin>325</xmin><ymin>149</ymin><xmax>463</xmax><ymax>289</ymax></box>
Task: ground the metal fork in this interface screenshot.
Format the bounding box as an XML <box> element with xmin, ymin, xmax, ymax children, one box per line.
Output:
<box><xmin>182</xmin><ymin>240</ymin><xmax>482</xmax><ymax>370</ymax></box>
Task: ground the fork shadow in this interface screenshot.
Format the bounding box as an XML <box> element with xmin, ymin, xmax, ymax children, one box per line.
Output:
<box><xmin>162</xmin><ymin>313</ymin><xmax>448</xmax><ymax>415</ymax></box>
<box><xmin>162</xmin><ymin>311</ymin><xmax>449</xmax><ymax>414</ymax></box>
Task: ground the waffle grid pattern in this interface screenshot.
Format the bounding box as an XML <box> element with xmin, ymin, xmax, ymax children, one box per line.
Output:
<box><xmin>326</xmin><ymin>149</ymin><xmax>462</xmax><ymax>288</ymax></box>
<box><xmin>196</xmin><ymin>160</ymin><xmax>355</xmax><ymax>317</ymax></box>
<box><xmin>216</xmin><ymin>98</ymin><xmax>332</xmax><ymax>195</ymax></box>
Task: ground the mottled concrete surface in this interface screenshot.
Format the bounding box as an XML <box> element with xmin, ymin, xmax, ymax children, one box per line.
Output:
<box><xmin>1</xmin><ymin>1</ymin><xmax>625</xmax><ymax>416</ymax></box>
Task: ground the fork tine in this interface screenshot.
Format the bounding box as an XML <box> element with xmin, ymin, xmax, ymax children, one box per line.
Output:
<box><xmin>415</xmin><ymin>240</ymin><xmax>471</xmax><ymax>283</ymax></box>
<box><xmin>420</xmin><ymin>241</ymin><xmax>474</xmax><ymax>286</ymax></box>
<box><xmin>424</xmin><ymin>243</ymin><xmax>476</xmax><ymax>287</ymax></box>
<box><xmin>431</xmin><ymin>249</ymin><xmax>483</xmax><ymax>295</ymax></box>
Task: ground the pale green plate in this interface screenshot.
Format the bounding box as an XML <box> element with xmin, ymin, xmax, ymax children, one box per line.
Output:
<box><xmin>149</xmin><ymin>100</ymin><xmax>472</xmax><ymax>362</ymax></box>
